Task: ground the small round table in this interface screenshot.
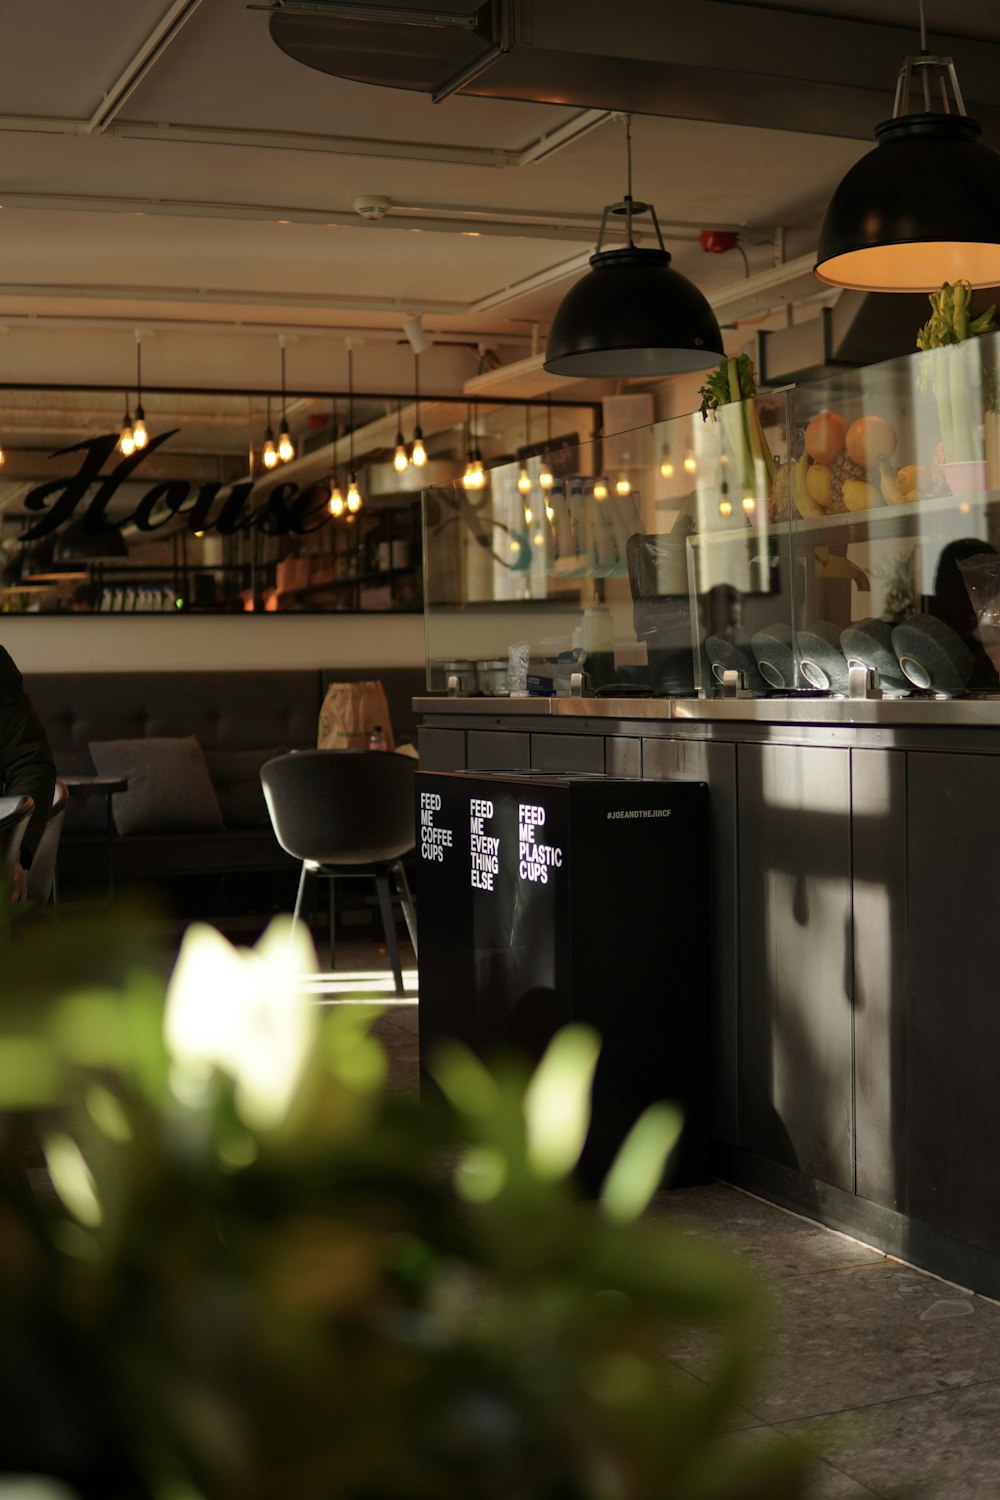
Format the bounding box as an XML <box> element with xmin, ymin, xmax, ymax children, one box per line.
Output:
<box><xmin>61</xmin><ymin>775</ymin><xmax>128</xmax><ymax>901</ymax></box>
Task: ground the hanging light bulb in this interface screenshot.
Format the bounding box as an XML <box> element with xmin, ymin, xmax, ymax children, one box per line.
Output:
<box><xmin>659</xmin><ymin>444</ymin><xmax>675</xmax><ymax>478</ymax></box>
<box><xmin>593</xmin><ymin>476</ymin><xmax>609</xmax><ymax>500</ymax></box>
<box><xmin>410</xmin><ymin>350</ymin><xmax>427</xmax><ymax>465</ymax></box>
<box><xmin>468</xmin><ymin>399</ymin><xmax>486</xmax><ymax>487</ymax></box>
<box><xmin>719</xmin><ymin>497</ymin><xmax>733</xmax><ymax>518</ymax></box>
<box><xmin>119</xmin><ymin>394</ymin><xmax>135</xmax><ymax>457</ymax></box>
<box><xmin>616</xmin><ymin>473</ymin><xmax>632</xmax><ymax>496</ymax></box>
<box><xmin>393</xmin><ymin>402</ymin><xmax>409</xmax><ymax>472</ymax></box>
<box><xmin>524</xmin><ymin>504</ymin><xmax>533</xmax><ymax>525</ymax></box>
<box><xmin>132</xmin><ymin>331</ymin><xmax>148</xmax><ymax>449</ymax></box>
<box><xmin>516</xmin><ymin>403</ymin><xmax>534</xmax><ymax>495</ymax></box>
<box><xmin>277</xmin><ymin>337</ymin><xmax>295</xmax><ymax>462</ymax></box>
<box><xmin>683</xmin><ymin>448</ymin><xmax>697</xmax><ymax>474</ymax></box>
<box><xmin>327</xmin><ymin>396</ymin><xmax>343</xmax><ymax>514</ymax></box>
<box><xmin>538</xmin><ymin>461</ymin><xmax>554</xmax><ymax>490</ymax></box>
<box><xmin>742</xmin><ymin>492</ymin><xmax>756</xmax><ymax>513</ymax></box>
<box><xmin>545</xmin><ymin>501</ymin><xmax>555</xmax><ymax>522</ymax></box>
<box><xmin>345</xmin><ymin>343</ymin><xmax>363</xmax><ymax>512</ymax></box>
<box><xmin>262</xmin><ymin>394</ymin><xmax>278</xmax><ymax>469</ymax></box>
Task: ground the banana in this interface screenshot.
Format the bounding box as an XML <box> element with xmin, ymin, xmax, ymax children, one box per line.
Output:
<box><xmin>880</xmin><ymin>459</ymin><xmax>904</xmax><ymax>505</ymax></box>
<box><xmin>792</xmin><ymin>454</ymin><xmax>825</xmax><ymax>518</ymax></box>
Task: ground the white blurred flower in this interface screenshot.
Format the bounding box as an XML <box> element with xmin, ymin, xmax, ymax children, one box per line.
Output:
<box><xmin>164</xmin><ymin>917</ymin><xmax>318</xmax><ymax>1130</ymax></box>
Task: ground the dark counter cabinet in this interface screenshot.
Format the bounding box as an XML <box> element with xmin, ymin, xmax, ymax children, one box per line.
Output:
<box><xmin>416</xmin><ymin>700</ymin><xmax>1000</xmax><ymax>1298</ymax></box>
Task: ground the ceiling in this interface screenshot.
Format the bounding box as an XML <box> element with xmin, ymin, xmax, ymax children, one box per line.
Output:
<box><xmin>3</xmin><ymin>0</ymin><xmax>1000</xmax><ymax>396</ymax></box>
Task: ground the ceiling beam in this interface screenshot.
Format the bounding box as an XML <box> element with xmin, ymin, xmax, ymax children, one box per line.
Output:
<box><xmin>0</xmin><ymin>106</ymin><xmax>610</xmax><ymax>171</ymax></box>
<box><xmin>0</xmin><ymin>187</ymin><xmax>759</xmax><ymax>243</ymax></box>
<box><xmin>86</xmin><ymin>0</ymin><xmax>206</xmax><ymax>133</ymax></box>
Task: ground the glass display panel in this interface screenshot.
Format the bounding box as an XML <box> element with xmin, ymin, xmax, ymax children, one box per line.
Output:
<box><xmin>423</xmin><ymin>393</ymin><xmax>793</xmax><ymax>696</ymax></box>
<box><xmin>786</xmin><ymin>331</ymin><xmax>1000</xmax><ymax>697</ymax></box>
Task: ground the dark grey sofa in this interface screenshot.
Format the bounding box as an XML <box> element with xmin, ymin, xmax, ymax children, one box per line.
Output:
<box><xmin>24</xmin><ymin>666</ymin><xmax>425</xmax><ymax>890</ymax></box>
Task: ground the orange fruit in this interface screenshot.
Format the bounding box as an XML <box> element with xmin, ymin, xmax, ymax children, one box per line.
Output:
<box><xmin>804</xmin><ymin>410</ymin><xmax>848</xmax><ymax>466</ymax></box>
<box><xmin>845</xmin><ymin>415</ymin><xmax>897</xmax><ymax>470</ymax></box>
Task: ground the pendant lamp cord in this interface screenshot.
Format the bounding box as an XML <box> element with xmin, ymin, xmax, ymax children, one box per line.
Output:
<box><xmin>414</xmin><ymin>351</ymin><xmax>421</xmax><ymax>427</ymax></box>
<box><xmin>280</xmin><ymin>340</ymin><xmax>287</xmax><ymax>424</ymax></box>
<box><xmin>135</xmin><ymin>334</ymin><xmax>142</xmax><ymax>404</ymax></box>
<box><xmin>348</xmin><ymin>347</ymin><xmax>354</xmax><ymax>468</ymax></box>
<box><xmin>918</xmin><ymin>0</ymin><xmax>930</xmax><ymax>108</ymax></box>
<box><xmin>624</xmin><ymin>114</ymin><xmax>634</xmax><ymax>248</ymax></box>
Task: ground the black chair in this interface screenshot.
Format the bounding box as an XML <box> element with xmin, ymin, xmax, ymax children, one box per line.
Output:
<box><xmin>261</xmin><ymin>750</ymin><xmax>418</xmax><ymax>994</ymax></box>
<box><xmin>25</xmin><ymin>780</ymin><xmax>69</xmax><ymax>911</ymax></box>
<box><xmin>0</xmin><ymin>795</ymin><xmax>35</xmax><ymax>931</ymax></box>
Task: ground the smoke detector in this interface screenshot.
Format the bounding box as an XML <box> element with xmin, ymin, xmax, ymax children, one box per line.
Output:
<box><xmin>353</xmin><ymin>195</ymin><xmax>392</xmax><ymax>221</ymax></box>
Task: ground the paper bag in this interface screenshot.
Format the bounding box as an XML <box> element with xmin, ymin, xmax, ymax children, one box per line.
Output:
<box><xmin>317</xmin><ymin>680</ymin><xmax>395</xmax><ymax>751</ymax></box>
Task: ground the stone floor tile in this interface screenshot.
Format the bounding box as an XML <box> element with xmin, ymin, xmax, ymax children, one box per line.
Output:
<box><xmin>780</xmin><ymin>1379</ymin><xmax>1000</xmax><ymax>1498</ymax></box>
<box><xmin>726</xmin><ymin>1424</ymin><xmax>882</xmax><ymax>1496</ymax></box>
<box><xmin>648</xmin><ymin>1182</ymin><xmax>886</xmax><ymax>1278</ymax></box>
<box><xmin>679</xmin><ymin>1260</ymin><xmax>1000</xmax><ymax>1425</ymax></box>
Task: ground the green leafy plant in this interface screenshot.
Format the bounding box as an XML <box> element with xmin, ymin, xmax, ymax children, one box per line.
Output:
<box><xmin>916</xmin><ymin>281</ymin><xmax>997</xmax><ymax>463</ymax></box>
<box><xmin>699</xmin><ymin>355</ymin><xmax>777</xmax><ymax>501</ymax></box>
<box><xmin>0</xmin><ymin>914</ymin><xmax>821</xmax><ymax>1499</ymax></box>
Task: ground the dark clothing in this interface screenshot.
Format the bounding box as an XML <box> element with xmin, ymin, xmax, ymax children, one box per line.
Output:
<box><xmin>0</xmin><ymin>647</ymin><xmax>56</xmax><ymax>866</ymax></box>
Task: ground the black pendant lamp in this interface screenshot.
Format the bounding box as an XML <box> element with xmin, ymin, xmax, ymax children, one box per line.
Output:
<box><xmin>816</xmin><ymin>0</ymin><xmax>1000</xmax><ymax>292</ymax></box>
<box><xmin>545</xmin><ymin>115</ymin><xmax>724</xmax><ymax>378</ymax></box>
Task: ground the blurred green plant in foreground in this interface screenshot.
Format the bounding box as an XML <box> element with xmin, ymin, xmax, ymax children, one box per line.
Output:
<box><xmin>0</xmin><ymin>914</ymin><xmax>820</xmax><ymax>1500</ymax></box>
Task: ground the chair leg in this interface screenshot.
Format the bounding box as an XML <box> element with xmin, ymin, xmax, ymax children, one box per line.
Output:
<box><xmin>375</xmin><ymin>871</ymin><xmax>404</xmax><ymax>996</ymax></box>
<box><xmin>292</xmin><ymin>863</ymin><xmax>309</xmax><ymax>930</ymax></box>
<box><xmin>392</xmin><ymin>860</ymin><xmax>418</xmax><ymax>959</ymax></box>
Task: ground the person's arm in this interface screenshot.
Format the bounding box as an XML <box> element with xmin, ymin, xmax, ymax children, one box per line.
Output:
<box><xmin>0</xmin><ymin>647</ymin><xmax>56</xmax><ymax>872</ymax></box>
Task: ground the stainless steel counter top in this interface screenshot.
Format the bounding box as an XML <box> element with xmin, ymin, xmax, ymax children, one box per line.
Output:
<box><xmin>415</xmin><ymin>694</ymin><xmax>1000</xmax><ymax>727</ymax></box>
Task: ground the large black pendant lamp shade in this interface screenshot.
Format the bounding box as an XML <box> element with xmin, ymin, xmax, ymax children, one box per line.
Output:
<box><xmin>816</xmin><ymin>5</ymin><xmax>1000</xmax><ymax>292</ymax></box>
<box><xmin>544</xmin><ymin>116</ymin><xmax>724</xmax><ymax>378</ymax></box>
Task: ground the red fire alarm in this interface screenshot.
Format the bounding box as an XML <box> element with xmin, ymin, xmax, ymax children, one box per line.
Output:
<box><xmin>699</xmin><ymin>229</ymin><xmax>739</xmax><ymax>254</ymax></box>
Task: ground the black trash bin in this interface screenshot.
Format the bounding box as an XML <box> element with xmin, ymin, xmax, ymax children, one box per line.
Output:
<box><xmin>416</xmin><ymin>770</ymin><xmax>710</xmax><ymax>1188</ymax></box>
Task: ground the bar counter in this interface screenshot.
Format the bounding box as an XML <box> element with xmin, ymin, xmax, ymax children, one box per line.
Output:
<box><xmin>416</xmin><ymin>691</ymin><xmax>1000</xmax><ymax>1297</ymax></box>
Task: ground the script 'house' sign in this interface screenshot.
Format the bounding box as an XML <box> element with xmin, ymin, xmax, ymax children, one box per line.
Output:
<box><xmin>20</xmin><ymin>431</ymin><xmax>333</xmax><ymax>542</ymax></box>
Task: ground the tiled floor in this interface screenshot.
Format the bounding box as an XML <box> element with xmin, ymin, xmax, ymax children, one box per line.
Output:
<box><xmin>357</xmin><ymin>994</ymin><xmax>1000</xmax><ymax>1499</ymax></box>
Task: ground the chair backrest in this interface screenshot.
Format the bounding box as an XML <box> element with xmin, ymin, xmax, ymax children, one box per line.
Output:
<box><xmin>26</xmin><ymin>780</ymin><xmax>69</xmax><ymax>905</ymax></box>
<box><xmin>261</xmin><ymin>750</ymin><xmax>416</xmax><ymax>867</ymax></box>
<box><xmin>0</xmin><ymin>795</ymin><xmax>34</xmax><ymax>899</ymax></box>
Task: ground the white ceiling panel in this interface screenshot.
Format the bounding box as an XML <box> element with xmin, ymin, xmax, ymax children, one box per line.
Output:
<box><xmin>0</xmin><ymin>1</ymin><xmax>188</xmax><ymax>119</ymax></box>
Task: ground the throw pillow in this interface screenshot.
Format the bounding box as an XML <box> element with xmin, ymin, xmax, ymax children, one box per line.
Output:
<box><xmin>203</xmin><ymin>747</ymin><xmax>288</xmax><ymax>828</ymax></box>
<box><xmin>88</xmin><ymin>736</ymin><xmax>223</xmax><ymax>836</ymax></box>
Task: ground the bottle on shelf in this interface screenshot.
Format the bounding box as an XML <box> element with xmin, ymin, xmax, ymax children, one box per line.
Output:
<box><xmin>368</xmin><ymin>724</ymin><xmax>388</xmax><ymax>751</ymax></box>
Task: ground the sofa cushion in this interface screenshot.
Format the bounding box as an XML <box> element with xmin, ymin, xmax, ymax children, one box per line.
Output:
<box><xmin>204</xmin><ymin>746</ymin><xmax>287</xmax><ymax>828</ymax></box>
<box><xmin>89</xmin><ymin>736</ymin><xmax>224</xmax><ymax>836</ymax></box>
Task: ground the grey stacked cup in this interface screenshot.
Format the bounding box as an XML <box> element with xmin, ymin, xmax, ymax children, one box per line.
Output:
<box><xmin>705</xmin><ymin>635</ymin><xmax>766</xmax><ymax>692</ymax></box>
<box><xmin>891</xmin><ymin>614</ymin><xmax>974</xmax><ymax>696</ymax></box>
<box><xmin>796</xmin><ymin>621</ymin><xmax>851</xmax><ymax>692</ymax></box>
<box><xmin>751</xmin><ymin>623</ymin><xmax>796</xmax><ymax>689</ymax></box>
<box><xmin>840</xmin><ymin>619</ymin><xmax>910</xmax><ymax>692</ymax></box>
